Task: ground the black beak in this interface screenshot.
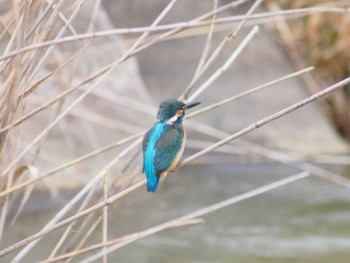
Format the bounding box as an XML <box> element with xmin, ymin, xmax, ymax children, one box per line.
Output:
<box><xmin>184</xmin><ymin>101</ymin><xmax>201</xmax><ymax>110</ymax></box>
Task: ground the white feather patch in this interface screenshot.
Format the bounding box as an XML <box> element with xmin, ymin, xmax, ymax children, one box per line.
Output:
<box><xmin>165</xmin><ymin>115</ymin><xmax>178</xmax><ymax>125</ymax></box>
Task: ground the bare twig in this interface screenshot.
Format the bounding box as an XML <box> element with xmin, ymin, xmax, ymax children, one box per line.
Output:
<box><xmin>102</xmin><ymin>171</ymin><xmax>108</xmax><ymax>263</ymax></box>
<box><xmin>180</xmin><ymin>0</ymin><xmax>218</xmax><ymax>99</ymax></box>
<box><xmin>9</xmin><ymin>1</ymin><xmax>180</xmax><ymax>261</ymax></box>
<box><xmin>186</xmin><ymin>67</ymin><xmax>314</xmax><ymax>119</ymax></box>
<box><xmin>80</xmin><ymin>172</ymin><xmax>310</xmax><ymax>262</ymax></box>
<box><xmin>43</xmin><ymin>172</ymin><xmax>308</xmax><ymax>263</ymax></box>
<box><xmin>0</xmin><ymin>5</ymin><xmax>347</xmax><ymax>63</ymax></box>
<box><xmin>187</xmin><ymin>26</ymin><xmax>259</xmax><ymax>101</ymax></box>
<box><xmin>65</xmin><ymin>217</ymin><xmax>102</xmax><ymax>263</ymax></box>
<box><xmin>181</xmin><ymin>0</ymin><xmax>264</xmax><ymax>100</ymax></box>
<box><xmin>0</xmin><ymin>133</ymin><xmax>142</xmax><ymax>198</ymax></box>
<box><xmin>9</xmin><ymin>138</ymin><xmax>142</xmax><ymax>262</ymax></box>
<box><xmin>182</xmin><ymin>77</ymin><xmax>350</xmax><ymax>166</ymax></box>
<box><xmin>1</xmin><ymin>77</ymin><xmax>348</xmax><ymax>258</ymax></box>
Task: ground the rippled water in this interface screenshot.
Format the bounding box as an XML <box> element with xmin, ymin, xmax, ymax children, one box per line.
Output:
<box><xmin>2</xmin><ymin>161</ymin><xmax>350</xmax><ymax>262</ymax></box>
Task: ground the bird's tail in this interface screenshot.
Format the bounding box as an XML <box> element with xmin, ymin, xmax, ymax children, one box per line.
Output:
<box><xmin>147</xmin><ymin>175</ymin><xmax>160</xmax><ymax>192</ymax></box>
<box><xmin>144</xmin><ymin>158</ymin><xmax>160</xmax><ymax>192</ymax></box>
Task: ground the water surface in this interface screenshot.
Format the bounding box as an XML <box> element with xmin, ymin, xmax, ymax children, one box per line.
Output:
<box><xmin>2</xmin><ymin>161</ymin><xmax>350</xmax><ymax>262</ymax></box>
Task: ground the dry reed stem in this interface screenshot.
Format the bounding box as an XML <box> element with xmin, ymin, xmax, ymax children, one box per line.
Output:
<box><xmin>180</xmin><ymin>0</ymin><xmax>218</xmax><ymax>99</ymax></box>
<box><xmin>1</xmin><ymin>77</ymin><xmax>349</xmax><ymax>258</ymax></box>
<box><xmin>194</xmin><ymin>0</ymin><xmax>218</xmax><ymax>79</ymax></box>
<box><xmin>0</xmin><ymin>65</ymin><xmax>328</xmax><ymax>234</ymax></box>
<box><xmin>0</xmin><ymin>133</ymin><xmax>142</xmax><ymax>198</ymax></box>
<box><xmin>79</xmin><ymin>172</ymin><xmax>311</xmax><ymax>262</ymax></box>
<box><xmin>125</xmin><ymin>0</ymin><xmax>248</xmax><ymax>58</ymax></box>
<box><xmin>268</xmin><ymin>1</ymin><xmax>350</xmax><ymax>139</ymax></box>
<box><xmin>70</xmin><ymin>108</ymin><xmax>143</xmax><ymax>133</ymax></box>
<box><xmin>0</xmin><ymin>5</ymin><xmax>347</xmax><ymax>138</ymax></box>
<box><xmin>0</xmin><ymin>179</ymin><xmax>146</xmax><ymax>258</ymax></box>
<box><xmin>1</xmin><ymin>74</ymin><xmax>104</xmax><ymax>178</ymax></box>
<box><xmin>86</xmin><ymin>91</ymin><xmax>155</xmax><ymax>116</ymax></box>
<box><xmin>182</xmin><ymin>0</ymin><xmax>263</xmax><ymax>101</ymax></box>
<box><xmin>86</xmin><ymin>0</ymin><xmax>102</xmax><ymax>32</ymax></box>
<box><xmin>22</xmin><ymin>39</ymin><xmax>92</xmax><ymax>98</ymax></box>
<box><xmin>0</xmin><ymin>169</ymin><xmax>14</xmax><ymax>243</ymax></box>
<box><xmin>0</xmin><ymin>5</ymin><xmax>347</xmax><ymax>63</ymax></box>
<box><xmin>30</xmin><ymin>100</ymin><xmax>64</xmax><ymax>165</ymax></box>
<box><xmin>25</xmin><ymin>0</ymin><xmax>82</xmax><ymax>87</ymax></box>
<box><xmin>0</xmin><ymin>3</ymin><xmax>348</xmax><ymax>260</ymax></box>
<box><xmin>43</xmin><ymin>218</ymin><xmax>204</xmax><ymax>263</ymax></box>
<box><xmin>239</xmin><ymin>140</ymin><xmax>350</xmax><ymax>189</ymax></box>
<box><xmin>102</xmin><ymin>172</ymin><xmax>108</xmax><ymax>263</ymax></box>
<box><xmin>187</xmin><ymin>67</ymin><xmax>314</xmax><ymax>119</ymax></box>
<box><xmin>45</xmin><ymin>168</ymin><xmax>309</xmax><ymax>263</ymax></box>
<box><xmin>267</xmin><ymin>2</ymin><xmax>322</xmax><ymax>96</ymax></box>
<box><xmin>180</xmin><ymin>0</ymin><xmax>261</xmax><ymax>100</ymax></box>
<box><xmin>51</xmin><ymin>0</ymin><xmax>78</xmax><ymax>36</ymax></box>
<box><xmin>0</xmin><ymin>64</ymin><xmax>316</xmax><ymax>212</ymax></box>
<box><xmin>10</xmin><ymin>136</ymin><xmax>141</xmax><ymax>261</ymax></box>
<box><xmin>225</xmin><ymin>0</ymin><xmax>263</xmax><ymax>47</ymax></box>
<box><xmin>46</xmin><ymin>224</ymin><xmax>71</xmax><ymax>261</ymax></box>
<box><xmin>187</xmin><ymin>25</ymin><xmax>259</xmax><ymax>101</ymax></box>
<box><xmin>60</xmin><ymin>213</ymin><xmax>98</xmax><ymax>261</ymax></box>
<box><xmin>24</xmin><ymin>1</ymin><xmax>56</xmax><ymax>40</ymax></box>
<box><xmin>181</xmin><ymin>77</ymin><xmax>350</xmax><ymax>167</ymax></box>
<box><xmin>0</xmin><ymin>1</ymin><xmax>176</xmax><ymax>174</ymax></box>
<box><xmin>3</xmin><ymin>22</ymin><xmax>147</xmax><ymax>178</ymax></box>
<box><xmin>19</xmin><ymin>0</ymin><xmax>66</xmax><ymax>92</ymax></box>
<box><xmin>9</xmin><ymin>1</ymin><xmax>180</xmax><ymax>260</ymax></box>
<box><xmin>9</xmin><ymin>166</ymin><xmax>38</xmax><ymax>227</ymax></box>
<box><xmin>300</xmin><ymin>155</ymin><xmax>350</xmax><ymax>165</ymax></box>
<box><xmin>187</xmin><ymin>120</ymin><xmax>350</xmax><ymax>189</ymax></box>
<box><xmin>65</xmin><ymin>217</ymin><xmax>102</xmax><ymax>263</ymax></box>
<box><xmin>0</xmin><ymin>65</ymin><xmax>312</xmax><ymax>199</ymax></box>
<box><xmin>45</xmin><ymin>180</ymin><xmax>101</xmax><ymax>261</ymax></box>
<box><xmin>0</xmin><ymin>12</ymin><xmax>15</xmax><ymax>42</ymax></box>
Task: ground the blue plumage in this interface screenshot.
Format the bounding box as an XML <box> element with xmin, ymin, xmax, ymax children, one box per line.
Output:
<box><xmin>143</xmin><ymin>123</ymin><xmax>169</xmax><ymax>192</ymax></box>
<box><xmin>142</xmin><ymin>99</ymin><xmax>201</xmax><ymax>192</ymax></box>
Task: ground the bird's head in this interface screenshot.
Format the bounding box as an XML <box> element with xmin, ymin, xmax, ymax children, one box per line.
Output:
<box><xmin>157</xmin><ymin>99</ymin><xmax>201</xmax><ymax>124</ymax></box>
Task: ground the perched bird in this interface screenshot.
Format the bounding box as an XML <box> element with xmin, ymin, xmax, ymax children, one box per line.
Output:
<box><xmin>142</xmin><ymin>99</ymin><xmax>201</xmax><ymax>192</ymax></box>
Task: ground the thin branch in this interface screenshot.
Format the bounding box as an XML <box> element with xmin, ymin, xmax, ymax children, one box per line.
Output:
<box><xmin>80</xmin><ymin>172</ymin><xmax>310</xmax><ymax>262</ymax></box>
<box><xmin>186</xmin><ymin>25</ymin><xmax>259</xmax><ymax>101</ymax></box>
<box><xmin>9</xmin><ymin>1</ymin><xmax>179</xmax><ymax>260</ymax></box>
<box><xmin>181</xmin><ymin>0</ymin><xmax>264</xmax><ymax>100</ymax></box>
<box><xmin>180</xmin><ymin>0</ymin><xmax>218</xmax><ymax>99</ymax></box>
<box><xmin>181</xmin><ymin>77</ymin><xmax>350</xmax><ymax>166</ymax></box>
<box><xmin>239</xmin><ymin>140</ymin><xmax>350</xmax><ymax>189</ymax></box>
<box><xmin>65</xmin><ymin>217</ymin><xmax>102</xmax><ymax>263</ymax></box>
<box><xmin>9</xmin><ymin>138</ymin><xmax>142</xmax><ymax>262</ymax></box>
<box><xmin>0</xmin><ymin>5</ymin><xmax>347</xmax><ymax>63</ymax></box>
<box><xmin>0</xmin><ymin>133</ymin><xmax>142</xmax><ymax>198</ymax></box>
<box><xmin>186</xmin><ymin>67</ymin><xmax>314</xmax><ymax>119</ymax></box>
<box><xmin>102</xmin><ymin>172</ymin><xmax>108</xmax><ymax>263</ymax></box>
<box><xmin>1</xmin><ymin>77</ymin><xmax>349</xmax><ymax>258</ymax></box>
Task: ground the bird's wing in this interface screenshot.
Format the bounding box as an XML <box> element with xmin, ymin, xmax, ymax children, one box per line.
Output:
<box><xmin>154</xmin><ymin>126</ymin><xmax>183</xmax><ymax>174</ymax></box>
<box><xmin>142</xmin><ymin>127</ymin><xmax>153</xmax><ymax>172</ymax></box>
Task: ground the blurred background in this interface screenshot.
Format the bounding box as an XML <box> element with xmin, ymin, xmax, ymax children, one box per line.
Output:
<box><xmin>0</xmin><ymin>0</ymin><xmax>349</xmax><ymax>262</ymax></box>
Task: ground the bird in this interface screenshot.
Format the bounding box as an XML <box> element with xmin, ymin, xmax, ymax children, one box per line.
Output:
<box><xmin>142</xmin><ymin>99</ymin><xmax>201</xmax><ymax>192</ymax></box>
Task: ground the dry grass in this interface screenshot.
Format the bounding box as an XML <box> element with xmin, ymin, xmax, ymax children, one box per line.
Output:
<box><xmin>267</xmin><ymin>0</ymin><xmax>350</xmax><ymax>140</ymax></box>
<box><xmin>0</xmin><ymin>0</ymin><xmax>349</xmax><ymax>262</ymax></box>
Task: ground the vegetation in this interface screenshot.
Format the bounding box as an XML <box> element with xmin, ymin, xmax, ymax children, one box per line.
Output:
<box><xmin>268</xmin><ymin>0</ymin><xmax>350</xmax><ymax>139</ymax></box>
<box><xmin>0</xmin><ymin>0</ymin><xmax>349</xmax><ymax>261</ymax></box>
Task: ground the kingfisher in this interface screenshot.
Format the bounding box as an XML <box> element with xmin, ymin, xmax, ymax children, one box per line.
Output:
<box><xmin>142</xmin><ymin>99</ymin><xmax>201</xmax><ymax>192</ymax></box>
